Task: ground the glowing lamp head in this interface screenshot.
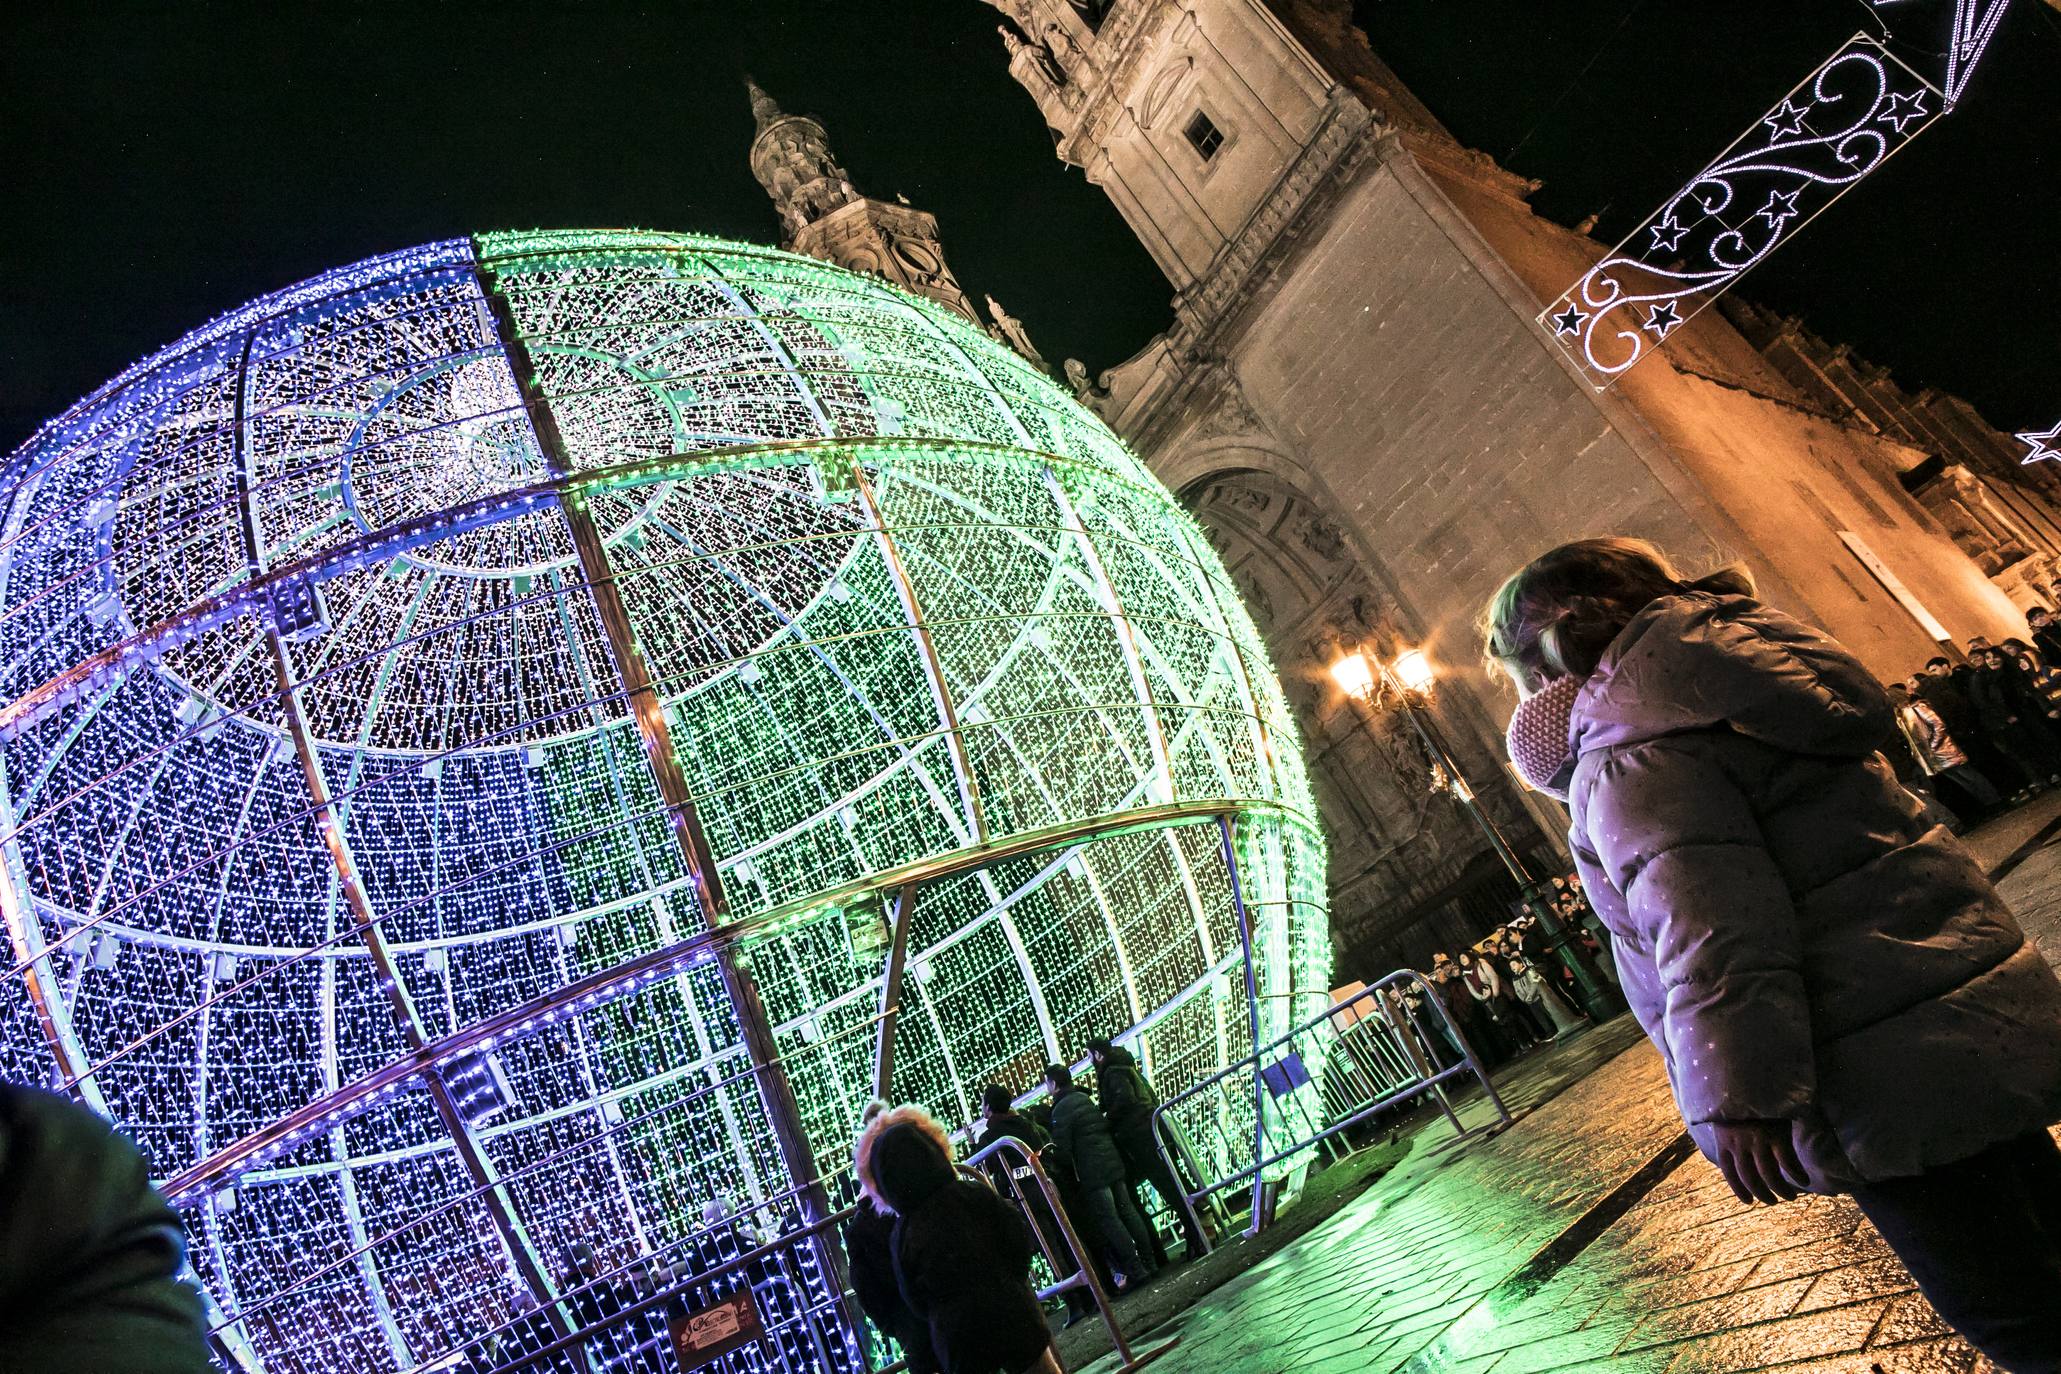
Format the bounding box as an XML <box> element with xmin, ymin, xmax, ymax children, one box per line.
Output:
<box><xmin>1391</xmin><ymin>648</ymin><xmax>1437</xmax><ymax>696</ymax></box>
<box><xmin>1329</xmin><ymin>651</ymin><xmax>1377</xmax><ymax>701</ymax></box>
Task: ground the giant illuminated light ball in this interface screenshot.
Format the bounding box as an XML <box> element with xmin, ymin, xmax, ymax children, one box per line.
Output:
<box><xmin>0</xmin><ymin>231</ymin><xmax>1328</xmax><ymax>1371</ymax></box>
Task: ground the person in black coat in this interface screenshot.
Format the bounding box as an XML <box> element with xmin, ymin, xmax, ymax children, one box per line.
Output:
<box><xmin>845</xmin><ymin>1100</ymin><xmax>942</xmax><ymax>1373</ymax></box>
<box><xmin>1970</xmin><ymin>636</ymin><xmax>2061</xmax><ymax>780</ymax></box>
<box><xmin>1042</xmin><ymin>1064</ymin><xmax>1157</xmax><ymax>1287</ymax></box>
<box><xmin>970</xmin><ymin>1084</ymin><xmax>1100</xmax><ymax>1325</ymax></box>
<box><xmin>2003</xmin><ymin>637</ymin><xmax>2061</xmax><ymax>772</ymax></box>
<box><xmin>1918</xmin><ymin>656</ymin><xmax>2018</xmax><ymax>800</ymax></box>
<box><xmin>1969</xmin><ymin>647</ymin><xmax>2050</xmax><ymax>799</ymax></box>
<box><xmin>1018</xmin><ymin>1099</ymin><xmax>1118</xmax><ymax>1312</ymax></box>
<box><xmin>845</xmin><ymin>1192</ymin><xmax>942</xmax><ymax>1374</ymax></box>
<box><xmin>856</xmin><ymin>1106</ymin><xmax>1058</xmax><ymax>1374</ymax></box>
<box><xmin>2031</xmin><ymin>607</ymin><xmax>2061</xmax><ymax>668</ymax></box>
<box><xmin>1086</xmin><ymin>1040</ymin><xmax>1207</xmax><ymax>1261</ymax></box>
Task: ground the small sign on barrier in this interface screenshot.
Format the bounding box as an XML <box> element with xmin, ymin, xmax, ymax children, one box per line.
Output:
<box><xmin>669</xmin><ymin>1287</ymin><xmax>764</xmax><ymax>1365</ymax></box>
<box><xmin>1259</xmin><ymin>1052</ymin><xmax>1311</xmax><ymax>1099</ymax></box>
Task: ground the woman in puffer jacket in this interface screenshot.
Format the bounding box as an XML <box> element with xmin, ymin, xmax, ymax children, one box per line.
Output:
<box><xmin>1485</xmin><ymin>537</ymin><xmax>2061</xmax><ymax>1373</ymax></box>
<box><xmin>854</xmin><ymin>1105</ymin><xmax>1059</xmax><ymax>1374</ymax></box>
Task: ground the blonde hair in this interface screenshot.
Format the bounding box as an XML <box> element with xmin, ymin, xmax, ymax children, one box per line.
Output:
<box><xmin>1483</xmin><ymin>537</ymin><xmax>1753</xmax><ymax>692</ymax></box>
<box><xmin>852</xmin><ymin>1104</ymin><xmax>955</xmax><ymax>1214</ymax></box>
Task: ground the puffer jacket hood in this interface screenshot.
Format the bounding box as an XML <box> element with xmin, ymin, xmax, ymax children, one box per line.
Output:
<box><xmin>1566</xmin><ymin>591</ymin><xmax>2061</xmax><ymax>1191</ymax></box>
<box><xmin>1569</xmin><ymin>592</ymin><xmax>1892</xmax><ymax>762</ymax></box>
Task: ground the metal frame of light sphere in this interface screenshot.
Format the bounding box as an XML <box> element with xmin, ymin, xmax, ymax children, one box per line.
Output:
<box><xmin>0</xmin><ymin>230</ymin><xmax>1330</xmax><ymax>1373</ymax></box>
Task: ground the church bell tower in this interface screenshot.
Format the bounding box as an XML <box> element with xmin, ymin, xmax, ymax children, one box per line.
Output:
<box><xmin>746</xmin><ymin>77</ymin><xmax>983</xmax><ymax>324</ymax></box>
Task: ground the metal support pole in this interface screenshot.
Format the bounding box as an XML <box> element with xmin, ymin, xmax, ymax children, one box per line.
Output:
<box><xmin>872</xmin><ymin>885</ymin><xmax>917</xmax><ymax>1101</ymax></box>
<box><xmin>1213</xmin><ymin>814</ymin><xmax>1270</xmax><ymax>1237</ymax></box>
<box><xmin>0</xmin><ymin>821</ymin><xmax>109</xmax><ymax>1113</ymax></box>
<box><xmin>474</xmin><ymin>256</ymin><xmax>861</xmax><ymax>1352</ymax></box>
<box><xmin>1402</xmin><ymin>693</ymin><xmax>1620</xmax><ymax>1020</ymax></box>
<box><xmin>1400</xmin><ymin>698</ymin><xmax>1533</xmax><ymax>885</ymax></box>
<box><xmin>265</xmin><ymin>639</ymin><xmax>565</xmax><ymax>1306</ymax></box>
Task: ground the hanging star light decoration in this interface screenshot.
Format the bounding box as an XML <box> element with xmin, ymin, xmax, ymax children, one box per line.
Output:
<box><xmin>2017</xmin><ymin>422</ymin><xmax>2061</xmax><ymax>465</ymax></box>
<box><xmin>1541</xmin><ymin>0</ymin><xmax>2011</xmax><ymax>389</ymax></box>
<box><xmin>1871</xmin><ymin>0</ymin><xmax>2012</xmax><ymax>107</ymax></box>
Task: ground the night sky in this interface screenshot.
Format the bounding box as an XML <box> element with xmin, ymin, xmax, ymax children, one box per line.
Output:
<box><xmin>4</xmin><ymin>0</ymin><xmax>2057</xmax><ymax>455</ymax></box>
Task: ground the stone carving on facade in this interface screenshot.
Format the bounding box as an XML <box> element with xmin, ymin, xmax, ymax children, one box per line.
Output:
<box><xmin>1138</xmin><ymin>56</ymin><xmax>1193</xmax><ymax>129</ymax></box>
<box><xmin>1000</xmin><ymin>24</ymin><xmax>1068</xmax><ymax>90</ymax></box>
<box><xmin>985</xmin><ymin>295</ymin><xmax>1049</xmax><ymax>372</ymax></box>
<box><xmin>1193</xmin><ymin>374</ymin><xmax>1269</xmax><ymax>444</ymax></box>
<box><xmin>1301</xmin><ymin>515</ymin><xmax>1349</xmax><ymax>565</ymax></box>
<box><xmin>1045</xmin><ymin>22</ymin><xmax>1081</xmax><ymax>71</ymax></box>
<box><xmin>1236</xmin><ymin>571</ymin><xmax>1276</xmax><ymax>627</ymax></box>
<box><xmin>1018</xmin><ymin>0</ymin><xmax>1177</xmax><ymax>168</ymax></box>
<box><xmin>1213</xmin><ymin>481</ymin><xmax>1272</xmax><ymax>522</ymax></box>
<box><xmin>1062</xmin><ymin>357</ymin><xmax>1107</xmax><ymax>401</ymax></box>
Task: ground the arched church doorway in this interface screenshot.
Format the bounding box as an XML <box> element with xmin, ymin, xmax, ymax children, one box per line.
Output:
<box><xmin>1181</xmin><ymin>465</ymin><xmax>1552</xmax><ymax>978</ymax></box>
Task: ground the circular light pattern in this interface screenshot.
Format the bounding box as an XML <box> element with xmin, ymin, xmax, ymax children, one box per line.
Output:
<box><xmin>0</xmin><ymin>230</ymin><xmax>1329</xmax><ymax>1373</ymax></box>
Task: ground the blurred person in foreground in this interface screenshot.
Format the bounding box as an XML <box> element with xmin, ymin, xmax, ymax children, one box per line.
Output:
<box><xmin>0</xmin><ymin>1084</ymin><xmax>213</xmax><ymax>1373</ymax></box>
<box><xmin>1486</xmin><ymin>537</ymin><xmax>2061</xmax><ymax>1372</ymax></box>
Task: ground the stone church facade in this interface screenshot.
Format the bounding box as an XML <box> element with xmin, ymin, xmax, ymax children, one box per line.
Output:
<box><xmin>750</xmin><ymin>3</ymin><xmax>2061</xmax><ymax>976</ymax></box>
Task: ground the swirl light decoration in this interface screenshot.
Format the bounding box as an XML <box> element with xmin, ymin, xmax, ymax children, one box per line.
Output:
<box><xmin>0</xmin><ymin>231</ymin><xmax>1329</xmax><ymax>1372</ymax></box>
<box><xmin>1542</xmin><ymin>34</ymin><xmax>1943</xmax><ymax>388</ymax></box>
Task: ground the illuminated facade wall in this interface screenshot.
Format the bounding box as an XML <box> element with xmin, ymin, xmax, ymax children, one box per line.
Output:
<box><xmin>0</xmin><ymin>231</ymin><xmax>1328</xmax><ymax>1372</ymax></box>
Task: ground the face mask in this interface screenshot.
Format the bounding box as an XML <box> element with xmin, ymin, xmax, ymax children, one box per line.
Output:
<box><xmin>1506</xmin><ymin>674</ymin><xmax>1583</xmax><ymax>800</ymax></box>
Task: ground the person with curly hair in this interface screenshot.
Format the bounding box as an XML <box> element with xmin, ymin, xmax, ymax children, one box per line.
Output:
<box><xmin>854</xmin><ymin>1104</ymin><xmax>1058</xmax><ymax>1374</ymax></box>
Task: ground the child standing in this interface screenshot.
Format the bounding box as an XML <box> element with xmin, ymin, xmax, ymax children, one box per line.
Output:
<box><xmin>1486</xmin><ymin>537</ymin><xmax>2061</xmax><ymax>1371</ymax></box>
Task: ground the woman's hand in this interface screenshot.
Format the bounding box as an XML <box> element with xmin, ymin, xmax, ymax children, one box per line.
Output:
<box><xmin>1709</xmin><ymin>1119</ymin><xmax>1807</xmax><ymax>1205</ymax></box>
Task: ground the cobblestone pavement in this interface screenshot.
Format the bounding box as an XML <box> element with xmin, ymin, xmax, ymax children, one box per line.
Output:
<box><xmin>1085</xmin><ymin>801</ymin><xmax>2061</xmax><ymax>1374</ymax></box>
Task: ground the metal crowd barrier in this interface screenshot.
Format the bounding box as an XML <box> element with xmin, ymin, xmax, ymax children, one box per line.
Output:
<box><xmin>1151</xmin><ymin>968</ymin><xmax>1512</xmax><ymax>1253</ymax></box>
<box><xmin>434</xmin><ymin>1135</ymin><xmax>1159</xmax><ymax>1374</ymax></box>
<box><xmin>958</xmin><ymin>1135</ymin><xmax>1177</xmax><ymax>1373</ymax></box>
<box><xmin>408</xmin><ymin>1178</ymin><xmax>875</xmax><ymax>1374</ymax></box>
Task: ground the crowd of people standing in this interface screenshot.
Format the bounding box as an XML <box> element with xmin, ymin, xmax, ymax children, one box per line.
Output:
<box><xmin>1406</xmin><ymin>879</ymin><xmax>1618</xmax><ymax>1070</ymax></box>
<box><xmin>1893</xmin><ymin>616</ymin><xmax>2061</xmax><ymax>821</ymax></box>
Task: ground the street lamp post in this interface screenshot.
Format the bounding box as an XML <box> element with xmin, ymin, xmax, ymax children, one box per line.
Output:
<box><xmin>1331</xmin><ymin>647</ymin><xmax>1622</xmax><ymax>1021</ymax></box>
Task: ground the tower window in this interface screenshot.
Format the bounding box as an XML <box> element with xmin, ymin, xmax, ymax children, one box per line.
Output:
<box><xmin>1183</xmin><ymin>110</ymin><xmax>1225</xmax><ymax>161</ymax></box>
